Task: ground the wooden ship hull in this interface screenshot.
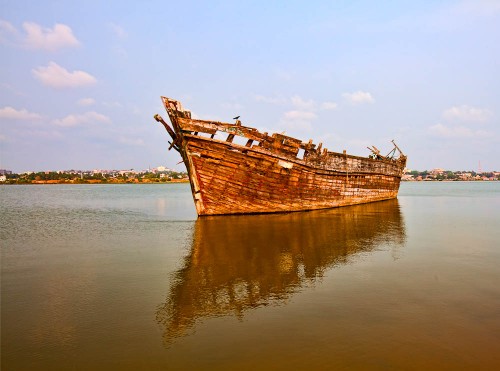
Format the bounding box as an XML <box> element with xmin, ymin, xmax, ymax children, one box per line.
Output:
<box><xmin>155</xmin><ymin>97</ymin><xmax>407</xmax><ymax>216</ymax></box>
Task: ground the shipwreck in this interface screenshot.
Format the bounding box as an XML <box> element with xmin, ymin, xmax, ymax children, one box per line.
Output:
<box><xmin>154</xmin><ymin>97</ymin><xmax>407</xmax><ymax>216</ymax></box>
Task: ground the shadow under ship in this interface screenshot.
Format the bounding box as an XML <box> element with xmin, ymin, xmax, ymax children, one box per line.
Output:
<box><xmin>154</xmin><ymin>97</ymin><xmax>407</xmax><ymax>216</ymax></box>
<box><xmin>156</xmin><ymin>199</ymin><xmax>406</xmax><ymax>343</ymax></box>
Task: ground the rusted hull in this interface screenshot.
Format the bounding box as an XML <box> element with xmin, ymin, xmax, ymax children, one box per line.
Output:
<box><xmin>155</xmin><ymin>97</ymin><xmax>406</xmax><ymax>216</ymax></box>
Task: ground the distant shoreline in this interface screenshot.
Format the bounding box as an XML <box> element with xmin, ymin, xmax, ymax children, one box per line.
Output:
<box><xmin>1</xmin><ymin>179</ymin><xmax>190</xmax><ymax>185</ymax></box>
<box><xmin>3</xmin><ymin>179</ymin><xmax>498</xmax><ymax>186</ymax></box>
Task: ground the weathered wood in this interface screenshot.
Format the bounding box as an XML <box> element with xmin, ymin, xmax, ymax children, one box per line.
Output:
<box><xmin>155</xmin><ymin>96</ymin><xmax>407</xmax><ymax>216</ymax></box>
<box><xmin>154</xmin><ymin>114</ymin><xmax>177</xmax><ymax>141</ymax></box>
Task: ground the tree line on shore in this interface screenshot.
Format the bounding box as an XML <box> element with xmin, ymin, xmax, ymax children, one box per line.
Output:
<box><xmin>2</xmin><ymin>169</ymin><xmax>498</xmax><ymax>184</ymax></box>
<box><xmin>404</xmin><ymin>170</ymin><xmax>499</xmax><ymax>181</ymax></box>
<box><xmin>1</xmin><ymin>171</ymin><xmax>189</xmax><ymax>184</ymax></box>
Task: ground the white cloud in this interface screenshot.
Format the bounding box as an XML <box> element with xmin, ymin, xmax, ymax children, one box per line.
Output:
<box><xmin>274</xmin><ymin>96</ymin><xmax>338</xmax><ymax>135</ymax></box>
<box><xmin>23</xmin><ymin>22</ymin><xmax>79</xmax><ymax>51</ymax></box>
<box><xmin>257</xmin><ymin>94</ymin><xmax>336</xmax><ymax>135</ymax></box>
<box><xmin>32</xmin><ymin>62</ymin><xmax>97</xmax><ymax>88</ymax></box>
<box><xmin>255</xmin><ymin>94</ymin><xmax>337</xmax><ymax>112</ymax></box>
<box><xmin>77</xmin><ymin>98</ymin><xmax>96</xmax><ymax>106</ymax></box>
<box><xmin>1</xmin><ymin>20</ymin><xmax>79</xmax><ymax>50</ymax></box>
<box><xmin>342</xmin><ymin>91</ymin><xmax>375</xmax><ymax>105</ymax></box>
<box><xmin>0</xmin><ymin>106</ymin><xmax>42</xmax><ymax>120</ymax></box>
<box><xmin>429</xmin><ymin>123</ymin><xmax>488</xmax><ymax>138</ymax></box>
<box><xmin>321</xmin><ymin>101</ymin><xmax>338</xmax><ymax>110</ymax></box>
<box><xmin>291</xmin><ymin>95</ymin><xmax>316</xmax><ymax>110</ymax></box>
<box><xmin>0</xmin><ymin>19</ymin><xmax>17</xmax><ymax>35</ymax></box>
<box><xmin>280</xmin><ymin>110</ymin><xmax>317</xmax><ymax>133</ymax></box>
<box><xmin>53</xmin><ymin>111</ymin><xmax>111</xmax><ymax>127</ymax></box>
<box><xmin>442</xmin><ymin>105</ymin><xmax>492</xmax><ymax>122</ymax></box>
<box><xmin>108</xmin><ymin>23</ymin><xmax>127</xmax><ymax>39</ymax></box>
<box><xmin>0</xmin><ymin>20</ymin><xmax>18</xmax><ymax>46</ymax></box>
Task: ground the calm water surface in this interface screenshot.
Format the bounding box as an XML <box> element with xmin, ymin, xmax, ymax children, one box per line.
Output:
<box><xmin>1</xmin><ymin>182</ymin><xmax>499</xmax><ymax>370</ymax></box>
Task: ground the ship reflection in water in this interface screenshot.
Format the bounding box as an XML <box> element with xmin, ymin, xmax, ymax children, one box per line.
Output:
<box><xmin>156</xmin><ymin>199</ymin><xmax>406</xmax><ymax>343</ymax></box>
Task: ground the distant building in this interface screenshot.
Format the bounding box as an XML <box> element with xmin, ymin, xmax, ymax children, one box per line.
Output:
<box><xmin>430</xmin><ymin>168</ymin><xmax>445</xmax><ymax>175</ymax></box>
<box><xmin>156</xmin><ymin>166</ymin><xmax>172</xmax><ymax>172</ymax></box>
<box><xmin>0</xmin><ymin>169</ymin><xmax>12</xmax><ymax>175</ymax></box>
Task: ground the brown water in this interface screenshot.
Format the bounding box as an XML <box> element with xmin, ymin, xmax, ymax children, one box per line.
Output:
<box><xmin>1</xmin><ymin>182</ymin><xmax>499</xmax><ymax>370</ymax></box>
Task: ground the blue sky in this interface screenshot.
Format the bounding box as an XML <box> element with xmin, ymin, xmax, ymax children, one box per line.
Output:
<box><xmin>1</xmin><ymin>0</ymin><xmax>499</xmax><ymax>172</ymax></box>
